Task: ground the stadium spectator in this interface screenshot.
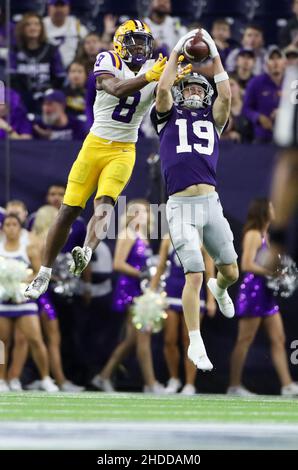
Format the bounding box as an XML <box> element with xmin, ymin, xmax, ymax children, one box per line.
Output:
<box><xmin>43</xmin><ymin>0</ymin><xmax>88</xmax><ymax>68</ymax></box>
<box><xmin>226</xmin><ymin>24</ymin><xmax>266</xmax><ymax>75</ymax></box>
<box><xmin>232</xmin><ymin>49</ymin><xmax>256</xmax><ymax>96</ymax></box>
<box><xmin>10</xmin><ymin>12</ymin><xmax>66</xmax><ymax>114</ymax></box>
<box><xmin>144</xmin><ymin>0</ymin><xmax>188</xmax><ymax>57</ymax></box>
<box><xmin>63</xmin><ymin>61</ymin><xmax>87</xmax><ymax>118</ymax></box>
<box><xmin>211</xmin><ymin>18</ymin><xmax>234</xmax><ymax>67</ymax></box>
<box><xmin>76</xmin><ymin>32</ymin><xmax>108</xmax><ymax>75</ymax></box>
<box><xmin>0</xmin><ymin>4</ymin><xmax>15</xmax><ymax>80</ymax></box>
<box><xmin>0</xmin><ymin>89</ymin><xmax>32</xmax><ymax>140</ymax></box>
<box><xmin>242</xmin><ymin>46</ymin><xmax>286</xmax><ymax>143</ymax></box>
<box><xmin>101</xmin><ymin>14</ymin><xmax>118</xmax><ymax>48</ymax></box>
<box><xmin>32</xmin><ymin>89</ymin><xmax>87</xmax><ymax>140</ymax></box>
<box><xmin>279</xmin><ymin>0</ymin><xmax>298</xmax><ymax>48</ymax></box>
<box><xmin>222</xmin><ymin>77</ymin><xmax>253</xmax><ymax>143</ymax></box>
<box><xmin>284</xmin><ymin>44</ymin><xmax>298</xmax><ymax>65</ymax></box>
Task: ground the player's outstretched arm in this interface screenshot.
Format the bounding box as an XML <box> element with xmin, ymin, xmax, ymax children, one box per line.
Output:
<box><xmin>97</xmin><ymin>55</ymin><xmax>167</xmax><ymax>98</ymax></box>
<box><xmin>156</xmin><ymin>51</ymin><xmax>179</xmax><ymax>113</ymax></box>
<box><xmin>156</xmin><ymin>30</ymin><xmax>196</xmax><ymax>113</ymax></box>
<box><xmin>200</xmin><ymin>29</ymin><xmax>231</xmax><ymax>130</ymax></box>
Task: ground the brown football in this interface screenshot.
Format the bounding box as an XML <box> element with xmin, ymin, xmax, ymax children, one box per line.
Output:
<box><xmin>182</xmin><ymin>31</ymin><xmax>210</xmax><ymax>62</ymax></box>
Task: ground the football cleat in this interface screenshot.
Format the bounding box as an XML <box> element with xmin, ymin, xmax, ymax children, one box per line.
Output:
<box><xmin>69</xmin><ymin>246</ymin><xmax>92</xmax><ymax>276</ymax></box>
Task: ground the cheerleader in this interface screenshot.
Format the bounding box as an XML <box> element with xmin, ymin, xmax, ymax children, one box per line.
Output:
<box><xmin>228</xmin><ymin>198</ymin><xmax>298</xmax><ymax>396</ymax></box>
<box><xmin>150</xmin><ymin>234</ymin><xmax>216</xmax><ymax>395</ymax></box>
<box><xmin>0</xmin><ymin>214</ymin><xmax>57</xmax><ymax>392</ymax></box>
<box><xmin>91</xmin><ymin>199</ymin><xmax>164</xmax><ymax>393</ymax></box>
<box><xmin>8</xmin><ymin>205</ymin><xmax>84</xmax><ymax>392</ymax></box>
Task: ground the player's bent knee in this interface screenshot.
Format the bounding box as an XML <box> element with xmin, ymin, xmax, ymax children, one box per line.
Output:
<box><xmin>58</xmin><ymin>204</ymin><xmax>81</xmax><ymax>223</ymax></box>
<box><xmin>217</xmin><ymin>244</ymin><xmax>238</xmax><ymax>268</ymax></box>
<box><xmin>177</xmin><ymin>247</ymin><xmax>204</xmax><ymax>274</ymax></box>
<box><xmin>185</xmin><ymin>271</ymin><xmax>203</xmax><ymax>289</ymax></box>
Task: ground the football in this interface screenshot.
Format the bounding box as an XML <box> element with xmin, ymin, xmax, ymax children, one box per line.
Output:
<box><xmin>182</xmin><ymin>31</ymin><xmax>210</xmax><ymax>62</ymax></box>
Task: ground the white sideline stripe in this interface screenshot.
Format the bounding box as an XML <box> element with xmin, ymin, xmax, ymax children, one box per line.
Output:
<box><xmin>1</xmin><ymin>421</ymin><xmax>298</xmax><ymax>432</ymax></box>
<box><xmin>0</xmin><ymin>421</ymin><xmax>298</xmax><ymax>450</ymax></box>
<box><xmin>0</xmin><ymin>391</ymin><xmax>296</xmax><ymax>403</ymax></box>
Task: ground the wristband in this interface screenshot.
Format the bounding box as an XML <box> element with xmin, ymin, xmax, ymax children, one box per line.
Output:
<box><xmin>214</xmin><ymin>71</ymin><xmax>229</xmax><ymax>83</ymax></box>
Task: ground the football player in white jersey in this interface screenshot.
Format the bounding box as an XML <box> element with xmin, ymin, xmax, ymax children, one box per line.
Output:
<box><xmin>25</xmin><ymin>19</ymin><xmax>172</xmax><ymax>299</ymax></box>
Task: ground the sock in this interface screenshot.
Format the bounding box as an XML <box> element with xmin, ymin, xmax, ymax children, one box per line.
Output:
<box><xmin>189</xmin><ymin>329</ymin><xmax>204</xmax><ymax>348</ymax></box>
<box><xmin>39</xmin><ymin>266</ymin><xmax>52</xmax><ymax>278</ymax></box>
<box><xmin>215</xmin><ymin>281</ymin><xmax>226</xmax><ymax>297</ymax></box>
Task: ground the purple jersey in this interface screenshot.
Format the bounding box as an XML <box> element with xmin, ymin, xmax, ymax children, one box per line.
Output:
<box><xmin>0</xmin><ymin>88</ymin><xmax>32</xmax><ymax>139</ymax></box>
<box><xmin>242</xmin><ymin>73</ymin><xmax>282</xmax><ymax>142</ymax></box>
<box><xmin>113</xmin><ymin>237</ymin><xmax>152</xmax><ymax>314</ymax></box>
<box><xmin>236</xmin><ymin>235</ymin><xmax>279</xmax><ymax>318</ymax></box>
<box><xmin>151</xmin><ymin>104</ymin><xmax>220</xmax><ymax>195</ymax></box>
<box><xmin>32</xmin><ymin>115</ymin><xmax>87</xmax><ymax>140</ymax></box>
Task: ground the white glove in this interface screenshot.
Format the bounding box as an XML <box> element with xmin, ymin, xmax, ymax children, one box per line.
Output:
<box><xmin>200</xmin><ymin>28</ymin><xmax>219</xmax><ymax>59</ymax></box>
<box><xmin>173</xmin><ymin>29</ymin><xmax>199</xmax><ymax>54</ymax></box>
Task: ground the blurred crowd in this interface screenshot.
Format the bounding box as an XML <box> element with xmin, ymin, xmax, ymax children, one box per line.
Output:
<box><xmin>0</xmin><ymin>0</ymin><xmax>298</xmax><ymax>143</ymax></box>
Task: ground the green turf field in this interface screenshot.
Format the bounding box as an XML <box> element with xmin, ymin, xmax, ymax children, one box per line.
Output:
<box><xmin>0</xmin><ymin>392</ymin><xmax>297</xmax><ymax>424</ymax></box>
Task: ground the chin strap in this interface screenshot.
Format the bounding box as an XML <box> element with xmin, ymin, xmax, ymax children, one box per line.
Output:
<box><xmin>185</xmin><ymin>95</ymin><xmax>204</xmax><ymax>109</ymax></box>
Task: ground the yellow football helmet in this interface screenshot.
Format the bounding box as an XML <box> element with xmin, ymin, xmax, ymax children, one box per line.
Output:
<box><xmin>113</xmin><ymin>19</ymin><xmax>154</xmax><ymax>66</ymax></box>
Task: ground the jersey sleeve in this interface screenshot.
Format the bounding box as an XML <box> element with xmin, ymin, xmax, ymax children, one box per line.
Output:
<box><xmin>93</xmin><ymin>51</ymin><xmax>118</xmax><ymax>78</ymax></box>
<box><xmin>150</xmin><ymin>104</ymin><xmax>176</xmax><ymax>135</ymax></box>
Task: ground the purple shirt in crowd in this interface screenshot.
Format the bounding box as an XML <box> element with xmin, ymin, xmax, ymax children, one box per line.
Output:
<box><xmin>86</xmin><ymin>72</ymin><xmax>96</xmax><ymax>129</ymax></box>
<box><xmin>242</xmin><ymin>73</ymin><xmax>282</xmax><ymax>142</ymax></box>
<box><xmin>151</xmin><ymin>104</ymin><xmax>220</xmax><ymax>195</ymax></box>
<box><xmin>32</xmin><ymin>115</ymin><xmax>87</xmax><ymax>140</ymax></box>
<box><xmin>0</xmin><ymin>88</ymin><xmax>32</xmax><ymax>139</ymax></box>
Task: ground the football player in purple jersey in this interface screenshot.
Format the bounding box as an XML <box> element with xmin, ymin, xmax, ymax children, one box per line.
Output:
<box><xmin>151</xmin><ymin>28</ymin><xmax>239</xmax><ymax>371</ymax></box>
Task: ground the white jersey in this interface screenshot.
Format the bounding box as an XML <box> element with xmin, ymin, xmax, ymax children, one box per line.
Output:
<box><xmin>43</xmin><ymin>16</ymin><xmax>88</xmax><ymax>68</ymax></box>
<box><xmin>90</xmin><ymin>51</ymin><xmax>156</xmax><ymax>143</ymax></box>
<box><xmin>0</xmin><ymin>238</ymin><xmax>30</xmax><ymax>265</ymax></box>
<box><xmin>144</xmin><ymin>16</ymin><xmax>188</xmax><ymax>52</ymax></box>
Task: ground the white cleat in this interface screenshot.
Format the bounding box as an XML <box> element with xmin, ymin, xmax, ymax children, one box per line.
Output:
<box><xmin>164</xmin><ymin>377</ymin><xmax>182</xmax><ymax>394</ymax></box>
<box><xmin>143</xmin><ymin>382</ymin><xmax>166</xmax><ymax>394</ymax></box>
<box><xmin>207</xmin><ymin>278</ymin><xmax>235</xmax><ymax>318</ymax></box>
<box><xmin>180</xmin><ymin>384</ymin><xmax>196</xmax><ymax>396</ymax></box>
<box><xmin>24</xmin><ymin>275</ymin><xmax>50</xmax><ymax>300</ymax></box>
<box><xmin>25</xmin><ymin>380</ymin><xmax>41</xmax><ymax>391</ymax></box>
<box><xmin>8</xmin><ymin>378</ymin><xmax>23</xmax><ymax>392</ymax></box>
<box><xmin>69</xmin><ymin>246</ymin><xmax>92</xmax><ymax>276</ymax></box>
<box><xmin>40</xmin><ymin>376</ymin><xmax>59</xmax><ymax>392</ymax></box>
<box><xmin>0</xmin><ymin>379</ymin><xmax>10</xmax><ymax>392</ymax></box>
<box><xmin>227</xmin><ymin>385</ymin><xmax>256</xmax><ymax>396</ymax></box>
<box><xmin>188</xmin><ymin>343</ymin><xmax>213</xmax><ymax>371</ymax></box>
<box><xmin>281</xmin><ymin>382</ymin><xmax>298</xmax><ymax>397</ymax></box>
<box><xmin>59</xmin><ymin>380</ymin><xmax>85</xmax><ymax>392</ymax></box>
<box><xmin>91</xmin><ymin>375</ymin><xmax>115</xmax><ymax>392</ymax></box>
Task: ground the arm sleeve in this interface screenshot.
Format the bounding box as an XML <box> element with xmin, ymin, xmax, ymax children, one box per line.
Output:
<box><xmin>93</xmin><ymin>51</ymin><xmax>116</xmax><ymax>78</ymax></box>
<box><xmin>150</xmin><ymin>104</ymin><xmax>175</xmax><ymax>134</ymax></box>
